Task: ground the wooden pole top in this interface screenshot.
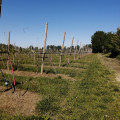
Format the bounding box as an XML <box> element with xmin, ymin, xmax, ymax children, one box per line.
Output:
<box><xmin>61</xmin><ymin>32</ymin><xmax>66</xmax><ymax>51</ymax></box>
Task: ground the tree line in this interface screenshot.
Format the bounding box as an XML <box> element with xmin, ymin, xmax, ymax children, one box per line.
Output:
<box><xmin>0</xmin><ymin>43</ymin><xmax>91</xmax><ymax>54</ymax></box>
<box><xmin>91</xmin><ymin>28</ymin><xmax>120</xmax><ymax>57</ymax></box>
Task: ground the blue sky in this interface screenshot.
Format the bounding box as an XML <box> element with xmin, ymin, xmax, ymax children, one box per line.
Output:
<box><xmin>0</xmin><ymin>0</ymin><xmax>120</xmax><ymax>48</ymax></box>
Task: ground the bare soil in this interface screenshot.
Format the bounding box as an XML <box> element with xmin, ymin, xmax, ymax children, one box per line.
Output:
<box><xmin>0</xmin><ymin>86</ymin><xmax>41</xmax><ymax>116</ymax></box>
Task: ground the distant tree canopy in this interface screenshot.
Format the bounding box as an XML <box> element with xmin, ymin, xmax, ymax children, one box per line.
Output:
<box><xmin>0</xmin><ymin>43</ymin><xmax>91</xmax><ymax>54</ymax></box>
<box><xmin>91</xmin><ymin>31</ymin><xmax>106</xmax><ymax>53</ymax></box>
<box><xmin>47</xmin><ymin>45</ymin><xmax>61</xmax><ymax>51</ymax></box>
<box><xmin>91</xmin><ymin>28</ymin><xmax>120</xmax><ymax>57</ymax></box>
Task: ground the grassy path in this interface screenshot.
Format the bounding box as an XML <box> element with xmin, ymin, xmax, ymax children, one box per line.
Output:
<box><xmin>0</xmin><ymin>54</ymin><xmax>120</xmax><ymax>120</ymax></box>
<box><xmin>98</xmin><ymin>54</ymin><xmax>120</xmax><ymax>82</ymax></box>
<box><xmin>52</xmin><ymin>54</ymin><xmax>120</xmax><ymax>120</ymax></box>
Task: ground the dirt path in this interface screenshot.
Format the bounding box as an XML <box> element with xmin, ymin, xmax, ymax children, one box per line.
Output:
<box><xmin>98</xmin><ymin>54</ymin><xmax>120</xmax><ymax>82</ymax></box>
<box><xmin>2</xmin><ymin>69</ymin><xmax>76</xmax><ymax>81</ymax></box>
<box><xmin>0</xmin><ymin>86</ymin><xmax>42</xmax><ymax>116</ymax></box>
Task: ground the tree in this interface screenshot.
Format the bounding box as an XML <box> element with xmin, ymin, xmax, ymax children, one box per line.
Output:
<box><xmin>56</xmin><ymin>46</ymin><xmax>61</xmax><ymax>51</ymax></box>
<box><xmin>91</xmin><ymin>31</ymin><xmax>106</xmax><ymax>53</ymax></box>
<box><xmin>91</xmin><ymin>28</ymin><xmax>120</xmax><ymax>57</ymax></box>
<box><xmin>110</xmin><ymin>28</ymin><xmax>120</xmax><ymax>57</ymax></box>
<box><xmin>105</xmin><ymin>32</ymin><xmax>113</xmax><ymax>53</ymax></box>
<box><xmin>34</xmin><ymin>47</ymin><xmax>38</xmax><ymax>51</ymax></box>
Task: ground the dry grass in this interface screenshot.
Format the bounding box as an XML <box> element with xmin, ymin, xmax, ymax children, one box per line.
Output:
<box><xmin>0</xmin><ymin>86</ymin><xmax>42</xmax><ymax>116</ymax></box>
<box><xmin>2</xmin><ymin>69</ymin><xmax>75</xmax><ymax>81</ymax></box>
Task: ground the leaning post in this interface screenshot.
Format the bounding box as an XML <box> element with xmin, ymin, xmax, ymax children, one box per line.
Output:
<box><xmin>59</xmin><ymin>32</ymin><xmax>66</xmax><ymax>67</ymax></box>
<box><xmin>41</xmin><ymin>22</ymin><xmax>48</xmax><ymax>74</ymax></box>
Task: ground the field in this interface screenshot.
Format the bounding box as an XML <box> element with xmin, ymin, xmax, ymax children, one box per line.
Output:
<box><xmin>0</xmin><ymin>53</ymin><xmax>120</xmax><ymax>120</ymax></box>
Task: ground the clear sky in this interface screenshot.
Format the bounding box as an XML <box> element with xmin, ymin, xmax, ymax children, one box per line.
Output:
<box><xmin>0</xmin><ymin>0</ymin><xmax>120</xmax><ymax>48</ymax></box>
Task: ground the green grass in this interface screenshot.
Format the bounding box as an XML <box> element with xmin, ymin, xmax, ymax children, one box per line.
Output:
<box><xmin>62</xmin><ymin>54</ymin><xmax>120</xmax><ymax>119</ymax></box>
<box><xmin>116</xmin><ymin>54</ymin><xmax>120</xmax><ymax>60</ymax></box>
<box><xmin>0</xmin><ymin>54</ymin><xmax>120</xmax><ymax>119</ymax></box>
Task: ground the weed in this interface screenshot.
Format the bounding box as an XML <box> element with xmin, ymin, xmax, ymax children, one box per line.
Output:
<box><xmin>36</xmin><ymin>96</ymin><xmax>59</xmax><ymax>114</ymax></box>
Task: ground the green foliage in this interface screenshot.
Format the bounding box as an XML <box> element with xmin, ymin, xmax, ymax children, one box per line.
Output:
<box><xmin>61</xmin><ymin>54</ymin><xmax>120</xmax><ymax>119</ymax></box>
<box><xmin>116</xmin><ymin>55</ymin><xmax>120</xmax><ymax>60</ymax></box>
<box><xmin>91</xmin><ymin>28</ymin><xmax>120</xmax><ymax>57</ymax></box>
<box><xmin>110</xmin><ymin>32</ymin><xmax>120</xmax><ymax>57</ymax></box>
<box><xmin>91</xmin><ymin>31</ymin><xmax>106</xmax><ymax>53</ymax></box>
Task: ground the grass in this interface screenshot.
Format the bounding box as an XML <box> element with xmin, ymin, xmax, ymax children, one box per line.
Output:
<box><xmin>0</xmin><ymin>54</ymin><xmax>120</xmax><ymax>119</ymax></box>
<box><xmin>116</xmin><ymin>54</ymin><xmax>120</xmax><ymax>60</ymax></box>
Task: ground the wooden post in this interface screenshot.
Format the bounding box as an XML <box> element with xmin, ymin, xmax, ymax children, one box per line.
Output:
<box><xmin>59</xmin><ymin>32</ymin><xmax>66</xmax><ymax>67</ymax></box>
<box><xmin>7</xmin><ymin>32</ymin><xmax>10</xmax><ymax>71</ymax></box>
<box><xmin>41</xmin><ymin>22</ymin><xmax>48</xmax><ymax>74</ymax></box>
<box><xmin>68</xmin><ymin>37</ymin><xmax>74</xmax><ymax>64</ymax></box>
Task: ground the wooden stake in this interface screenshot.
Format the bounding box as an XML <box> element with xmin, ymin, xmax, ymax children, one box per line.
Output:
<box><xmin>41</xmin><ymin>22</ymin><xmax>48</xmax><ymax>74</ymax></box>
<box><xmin>59</xmin><ymin>32</ymin><xmax>66</xmax><ymax>67</ymax></box>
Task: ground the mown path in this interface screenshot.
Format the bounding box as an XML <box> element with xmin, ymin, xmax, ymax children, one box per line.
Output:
<box><xmin>99</xmin><ymin>54</ymin><xmax>120</xmax><ymax>82</ymax></box>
